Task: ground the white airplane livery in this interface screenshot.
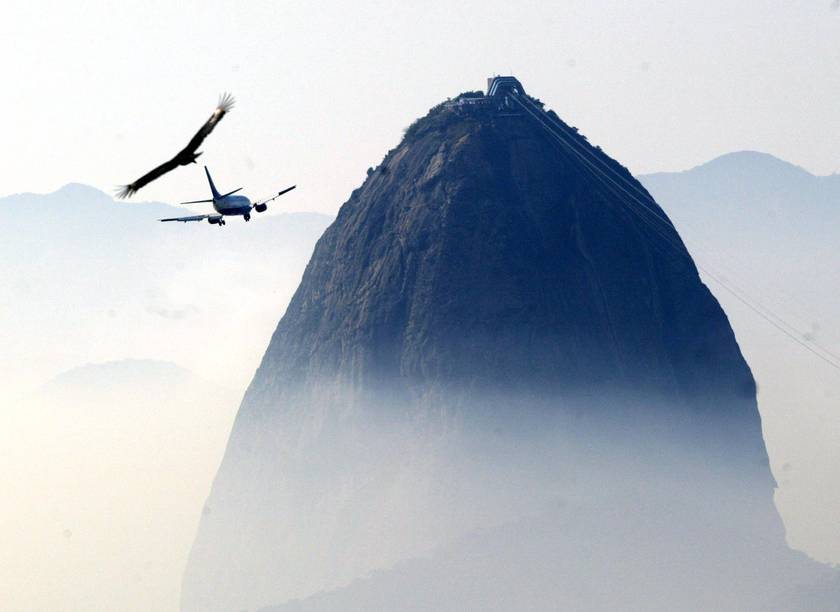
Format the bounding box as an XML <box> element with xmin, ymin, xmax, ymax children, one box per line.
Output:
<box><xmin>160</xmin><ymin>166</ymin><xmax>295</xmax><ymax>226</ymax></box>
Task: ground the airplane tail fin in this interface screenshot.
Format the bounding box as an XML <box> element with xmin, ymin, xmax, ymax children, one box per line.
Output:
<box><xmin>204</xmin><ymin>166</ymin><xmax>222</xmax><ymax>200</ymax></box>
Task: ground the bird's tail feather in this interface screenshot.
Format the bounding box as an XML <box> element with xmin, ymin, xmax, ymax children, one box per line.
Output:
<box><xmin>115</xmin><ymin>185</ymin><xmax>135</xmax><ymax>199</ymax></box>
<box><xmin>217</xmin><ymin>92</ymin><xmax>235</xmax><ymax>113</ymax></box>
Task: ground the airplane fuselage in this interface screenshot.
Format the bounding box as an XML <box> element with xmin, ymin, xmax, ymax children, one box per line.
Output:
<box><xmin>161</xmin><ymin>166</ymin><xmax>295</xmax><ymax>226</ymax></box>
<box><xmin>214</xmin><ymin>194</ymin><xmax>252</xmax><ymax>217</ymax></box>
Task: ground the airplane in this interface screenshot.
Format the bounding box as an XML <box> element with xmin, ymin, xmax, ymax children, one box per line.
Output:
<box><xmin>160</xmin><ymin>166</ymin><xmax>296</xmax><ymax>226</ymax></box>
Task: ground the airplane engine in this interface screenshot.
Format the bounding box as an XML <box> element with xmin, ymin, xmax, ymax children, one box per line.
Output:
<box><xmin>254</xmin><ymin>203</ymin><xmax>268</xmax><ymax>213</ymax></box>
<box><xmin>208</xmin><ymin>216</ymin><xmax>225</xmax><ymax>225</ymax></box>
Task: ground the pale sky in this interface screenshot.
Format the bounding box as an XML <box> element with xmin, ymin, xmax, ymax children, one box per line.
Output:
<box><xmin>3</xmin><ymin>1</ymin><xmax>840</xmax><ymax>214</ymax></box>
<box><xmin>3</xmin><ymin>4</ymin><xmax>840</xmax><ymax>610</ymax></box>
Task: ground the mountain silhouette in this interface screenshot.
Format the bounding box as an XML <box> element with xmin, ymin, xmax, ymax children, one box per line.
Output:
<box><xmin>182</xmin><ymin>91</ymin><xmax>836</xmax><ymax>611</ymax></box>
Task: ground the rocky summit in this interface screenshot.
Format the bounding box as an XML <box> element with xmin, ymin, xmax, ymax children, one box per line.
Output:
<box><xmin>182</xmin><ymin>80</ymin><xmax>836</xmax><ymax>612</ymax></box>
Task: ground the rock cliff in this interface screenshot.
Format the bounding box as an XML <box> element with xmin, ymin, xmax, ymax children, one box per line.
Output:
<box><xmin>182</xmin><ymin>88</ymin><xmax>813</xmax><ymax>612</ymax></box>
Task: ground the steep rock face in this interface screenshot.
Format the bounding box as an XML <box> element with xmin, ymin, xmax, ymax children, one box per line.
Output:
<box><xmin>250</xmin><ymin>103</ymin><xmax>756</xmax><ymax>404</ymax></box>
<box><xmin>182</xmin><ymin>94</ymin><xmax>781</xmax><ymax>612</ymax></box>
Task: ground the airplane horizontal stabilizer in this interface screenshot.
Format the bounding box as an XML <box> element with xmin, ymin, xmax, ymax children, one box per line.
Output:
<box><xmin>179</xmin><ymin>198</ymin><xmax>214</xmax><ymax>205</ymax></box>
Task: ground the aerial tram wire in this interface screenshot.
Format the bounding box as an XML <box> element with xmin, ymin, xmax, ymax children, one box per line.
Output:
<box><xmin>513</xmin><ymin>94</ymin><xmax>840</xmax><ymax>370</ymax></box>
<box><xmin>508</xmin><ymin>93</ymin><xmax>840</xmax><ymax>374</ymax></box>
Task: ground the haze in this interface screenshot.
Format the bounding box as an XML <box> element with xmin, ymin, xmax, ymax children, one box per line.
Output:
<box><xmin>2</xmin><ymin>2</ymin><xmax>840</xmax><ymax>612</ymax></box>
<box><xmin>3</xmin><ymin>1</ymin><xmax>840</xmax><ymax>212</ymax></box>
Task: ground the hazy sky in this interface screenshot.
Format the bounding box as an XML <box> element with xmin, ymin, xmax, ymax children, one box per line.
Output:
<box><xmin>3</xmin><ymin>4</ymin><xmax>840</xmax><ymax>610</ymax></box>
<box><xmin>3</xmin><ymin>1</ymin><xmax>840</xmax><ymax>213</ymax></box>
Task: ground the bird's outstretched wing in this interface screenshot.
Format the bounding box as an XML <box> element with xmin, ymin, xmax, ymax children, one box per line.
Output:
<box><xmin>116</xmin><ymin>157</ymin><xmax>180</xmax><ymax>199</ymax></box>
<box><xmin>116</xmin><ymin>93</ymin><xmax>234</xmax><ymax>199</ymax></box>
<box><xmin>179</xmin><ymin>92</ymin><xmax>235</xmax><ymax>156</ymax></box>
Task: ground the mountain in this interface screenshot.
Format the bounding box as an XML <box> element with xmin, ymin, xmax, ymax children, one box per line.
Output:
<box><xmin>40</xmin><ymin>358</ymin><xmax>191</xmax><ymax>394</ymax></box>
<box><xmin>643</xmin><ymin>150</ymin><xmax>840</xmax><ymax>203</ymax></box>
<box><xmin>639</xmin><ymin>152</ymin><xmax>840</xmax><ymax>564</ymax></box>
<box><xmin>182</xmin><ymin>93</ymin><xmax>835</xmax><ymax>611</ymax></box>
<box><xmin>639</xmin><ymin>151</ymin><xmax>839</xmax><ymax>319</ymax></box>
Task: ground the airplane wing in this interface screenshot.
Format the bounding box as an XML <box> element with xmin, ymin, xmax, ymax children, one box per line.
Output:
<box><xmin>254</xmin><ymin>185</ymin><xmax>296</xmax><ymax>207</ymax></box>
<box><xmin>159</xmin><ymin>214</ymin><xmax>222</xmax><ymax>223</ymax></box>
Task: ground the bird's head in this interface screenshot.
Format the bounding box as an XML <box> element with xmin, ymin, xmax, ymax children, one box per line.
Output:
<box><xmin>191</xmin><ymin>151</ymin><xmax>203</xmax><ymax>163</ymax></box>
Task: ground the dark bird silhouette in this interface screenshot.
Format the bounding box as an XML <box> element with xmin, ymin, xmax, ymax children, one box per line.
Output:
<box><xmin>116</xmin><ymin>93</ymin><xmax>234</xmax><ymax>199</ymax></box>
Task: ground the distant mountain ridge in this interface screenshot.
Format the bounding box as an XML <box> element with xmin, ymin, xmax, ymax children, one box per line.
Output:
<box><xmin>3</xmin><ymin>182</ymin><xmax>330</xmax><ymax>232</ymax></box>
<box><xmin>0</xmin><ymin>183</ymin><xmax>333</xmax><ymax>398</ymax></box>
<box><xmin>39</xmin><ymin>359</ymin><xmax>194</xmax><ymax>395</ymax></box>
<box><xmin>646</xmin><ymin>150</ymin><xmax>820</xmax><ymax>179</ymax></box>
<box><xmin>642</xmin><ymin>151</ymin><xmax>840</xmax><ymax>213</ymax></box>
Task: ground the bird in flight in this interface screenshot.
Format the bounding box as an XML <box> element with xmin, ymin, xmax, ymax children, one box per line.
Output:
<box><xmin>116</xmin><ymin>93</ymin><xmax>234</xmax><ymax>199</ymax></box>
